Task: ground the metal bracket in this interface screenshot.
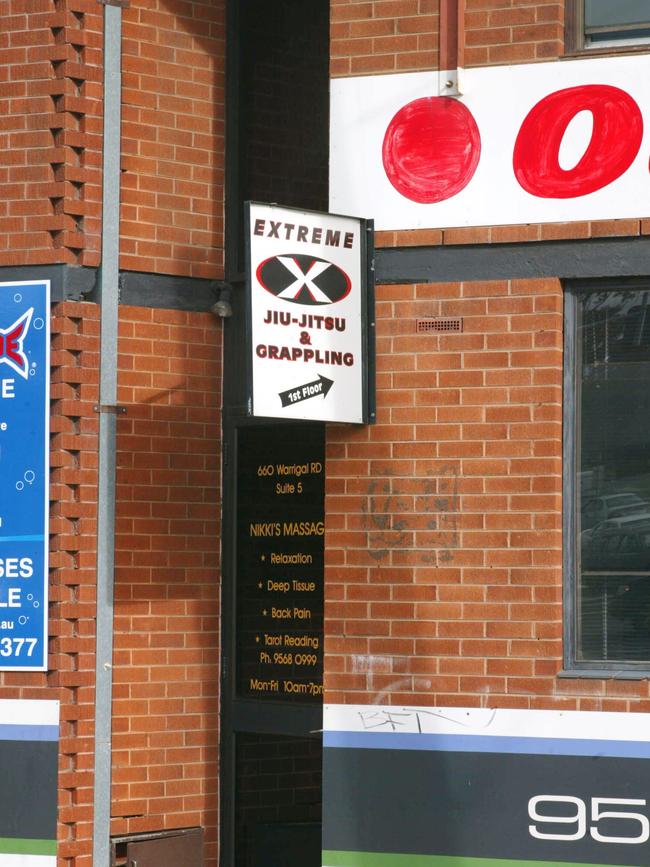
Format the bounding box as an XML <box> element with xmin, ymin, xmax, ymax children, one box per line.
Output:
<box><xmin>97</xmin><ymin>0</ymin><xmax>130</xmax><ymax>8</ymax></box>
<box><xmin>439</xmin><ymin>67</ymin><xmax>462</xmax><ymax>97</ymax></box>
<box><xmin>94</xmin><ymin>404</ymin><xmax>127</xmax><ymax>415</ymax></box>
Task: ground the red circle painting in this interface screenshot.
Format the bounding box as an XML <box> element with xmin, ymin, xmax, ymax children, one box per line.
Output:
<box><xmin>382</xmin><ymin>96</ymin><xmax>482</xmax><ymax>204</ymax></box>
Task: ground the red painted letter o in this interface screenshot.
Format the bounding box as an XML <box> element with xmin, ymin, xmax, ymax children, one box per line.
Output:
<box><xmin>382</xmin><ymin>97</ymin><xmax>481</xmax><ymax>204</ymax></box>
<box><xmin>513</xmin><ymin>84</ymin><xmax>643</xmax><ymax>199</ymax></box>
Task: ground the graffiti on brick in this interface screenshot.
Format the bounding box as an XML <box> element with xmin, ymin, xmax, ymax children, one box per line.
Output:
<box><xmin>361</xmin><ymin>464</ymin><xmax>459</xmax><ymax>563</ymax></box>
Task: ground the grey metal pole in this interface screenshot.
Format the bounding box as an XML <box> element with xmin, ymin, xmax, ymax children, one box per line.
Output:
<box><xmin>92</xmin><ymin>3</ymin><xmax>123</xmax><ymax>865</ymax></box>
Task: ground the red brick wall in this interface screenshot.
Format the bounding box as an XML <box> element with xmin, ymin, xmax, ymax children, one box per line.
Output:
<box><xmin>331</xmin><ymin>0</ymin><xmax>564</xmax><ymax>76</ymax></box>
<box><xmin>2</xmin><ymin>0</ymin><xmax>225</xmax><ymax>279</ymax></box>
<box><xmin>0</xmin><ymin>302</ymin><xmax>222</xmax><ymax>867</ymax></box>
<box><xmin>51</xmin><ymin>302</ymin><xmax>100</xmax><ymax>866</ymax></box>
<box><xmin>331</xmin><ymin>0</ymin><xmax>440</xmax><ymax>78</ymax></box>
<box><xmin>0</xmin><ymin>302</ymin><xmax>100</xmax><ymax>866</ymax></box>
<box><xmin>120</xmin><ymin>0</ymin><xmax>226</xmax><ymax>279</ymax></box>
<box><xmin>324</xmin><ymin>278</ymin><xmax>650</xmax><ymax>712</ymax></box>
<box><xmin>465</xmin><ymin>0</ymin><xmax>564</xmax><ymax>66</ymax></box>
<box><xmin>113</xmin><ymin>306</ymin><xmax>222</xmax><ymax>864</ymax></box>
<box><xmin>375</xmin><ymin>219</ymin><xmax>650</xmax><ymax>251</ymax></box>
<box><xmin>0</xmin><ymin>1</ymin><xmax>103</xmax><ymax>268</ymax></box>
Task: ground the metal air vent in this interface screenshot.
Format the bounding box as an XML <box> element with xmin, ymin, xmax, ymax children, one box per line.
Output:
<box><xmin>416</xmin><ymin>317</ymin><xmax>463</xmax><ymax>333</ymax></box>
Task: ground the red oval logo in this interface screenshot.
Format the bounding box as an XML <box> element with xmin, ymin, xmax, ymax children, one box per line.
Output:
<box><xmin>256</xmin><ymin>254</ymin><xmax>351</xmax><ymax>306</ymax></box>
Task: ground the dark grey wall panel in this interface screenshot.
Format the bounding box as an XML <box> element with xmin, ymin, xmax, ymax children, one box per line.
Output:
<box><xmin>116</xmin><ymin>271</ymin><xmax>227</xmax><ymax>312</ymax></box>
<box><xmin>0</xmin><ymin>265</ymin><xmax>96</xmax><ymax>302</ymax></box>
<box><xmin>324</xmin><ymin>746</ymin><xmax>650</xmax><ymax>865</ymax></box>
<box><xmin>376</xmin><ymin>236</ymin><xmax>650</xmax><ymax>284</ymax></box>
<box><xmin>6</xmin><ymin>236</ymin><xmax>649</xmax><ymax>312</ymax></box>
<box><xmin>0</xmin><ymin>266</ymin><xmax>227</xmax><ymax>311</ymax></box>
<box><xmin>0</xmin><ymin>740</ymin><xmax>58</xmax><ymax>840</ymax></box>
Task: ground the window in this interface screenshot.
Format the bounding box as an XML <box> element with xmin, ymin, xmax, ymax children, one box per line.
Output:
<box><xmin>565</xmin><ymin>284</ymin><xmax>650</xmax><ymax>672</ymax></box>
<box><xmin>568</xmin><ymin>0</ymin><xmax>650</xmax><ymax>51</ymax></box>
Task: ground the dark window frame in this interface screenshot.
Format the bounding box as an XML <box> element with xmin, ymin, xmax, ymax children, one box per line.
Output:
<box><xmin>565</xmin><ymin>0</ymin><xmax>650</xmax><ymax>54</ymax></box>
<box><xmin>563</xmin><ymin>278</ymin><xmax>650</xmax><ymax>679</ymax></box>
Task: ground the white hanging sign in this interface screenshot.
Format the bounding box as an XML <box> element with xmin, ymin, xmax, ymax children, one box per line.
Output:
<box><xmin>246</xmin><ymin>203</ymin><xmax>373</xmax><ymax>424</ymax></box>
<box><xmin>330</xmin><ymin>53</ymin><xmax>650</xmax><ymax>230</ymax></box>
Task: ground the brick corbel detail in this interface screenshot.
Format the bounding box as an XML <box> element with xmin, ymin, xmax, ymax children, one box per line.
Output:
<box><xmin>46</xmin><ymin>0</ymin><xmax>103</xmax><ymax>267</ymax></box>
<box><xmin>49</xmin><ymin>302</ymin><xmax>100</xmax><ymax>866</ymax></box>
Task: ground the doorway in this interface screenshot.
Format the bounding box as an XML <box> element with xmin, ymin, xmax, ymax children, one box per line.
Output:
<box><xmin>222</xmin><ymin>3</ymin><xmax>330</xmax><ymax>862</ymax></box>
<box><xmin>221</xmin><ymin>422</ymin><xmax>325</xmax><ymax>867</ymax></box>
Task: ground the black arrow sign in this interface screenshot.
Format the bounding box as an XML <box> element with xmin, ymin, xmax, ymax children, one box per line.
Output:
<box><xmin>279</xmin><ymin>375</ymin><xmax>334</xmax><ymax>408</ymax></box>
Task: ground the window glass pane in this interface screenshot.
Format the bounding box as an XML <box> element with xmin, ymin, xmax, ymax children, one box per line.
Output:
<box><xmin>577</xmin><ymin>289</ymin><xmax>650</xmax><ymax>663</ymax></box>
<box><xmin>586</xmin><ymin>0</ymin><xmax>650</xmax><ymax>29</ymax></box>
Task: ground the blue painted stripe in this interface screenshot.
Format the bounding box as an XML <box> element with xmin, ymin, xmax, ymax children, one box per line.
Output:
<box><xmin>0</xmin><ymin>535</ymin><xmax>45</xmax><ymax>542</ymax></box>
<box><xmin>323</xmin><ymin>730</ymin><xmax>650</xmax><ymax>759</ymax></box>
<box><xmin>0</xmin><ymin>724</ymin><xmax>58</xmax><ymax>742</ymax></box>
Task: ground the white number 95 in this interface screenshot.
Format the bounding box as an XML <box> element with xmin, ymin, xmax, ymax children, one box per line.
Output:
<box><xmin>529</xmin><ymin>796</ymin><xmax>649</xmax><ymax>845</ymax></box>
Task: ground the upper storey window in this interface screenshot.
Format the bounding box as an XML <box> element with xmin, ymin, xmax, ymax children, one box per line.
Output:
<box><xmin>572</xmin><ymin>0</ymin><xmax>650</xmax><ymax>50</ymax></box>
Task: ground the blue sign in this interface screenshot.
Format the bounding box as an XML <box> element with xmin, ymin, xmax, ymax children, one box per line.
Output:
<box><xmin>0</xmin><ymin>282</ymin><xmax>49</xmax><ymax>670</ymax></box>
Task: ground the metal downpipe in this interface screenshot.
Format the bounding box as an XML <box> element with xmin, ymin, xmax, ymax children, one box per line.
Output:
<box><xmin>92</xmin><ymin>3</ymin><xmax>122</xmax><ymax>865</ymax></box>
